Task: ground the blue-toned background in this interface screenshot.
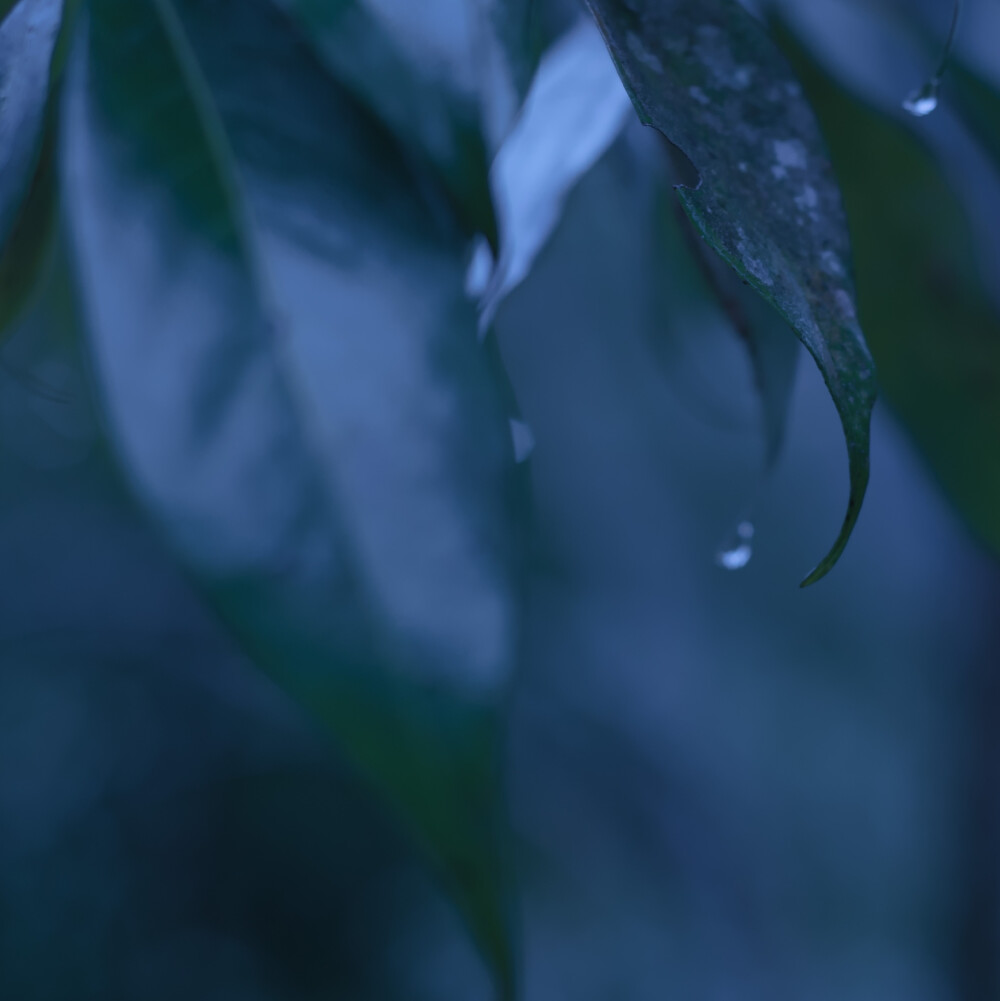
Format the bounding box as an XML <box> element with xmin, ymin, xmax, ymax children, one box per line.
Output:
<box><xmin>1</xmin><ymin>0</ymin><xmax>998</xmax><ymax>998</ymax></box>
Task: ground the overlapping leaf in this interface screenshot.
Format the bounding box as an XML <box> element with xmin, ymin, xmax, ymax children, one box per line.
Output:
<box><xmin>272</xmin><ymin>0</ymin><xmax>545</xmax><ymax>246</ymax></box>
<box><xmin>269</xmin><ymin>0</ymin><xmax>498</xmax><ymax>241</ymax></box>
<box><xmin>775</xmin><ymin>18</ymin><xmax>1000</xmax><ymax>559</ymax></box>
<box><xmin>60</xmin><ymin>0</ymin><xmax>520</xmax><ymax>992</ymax></box>
<box><xmin>651</xmin><ymin>180</ymin><xmax>799</xmax><ymax>468</ymax></box>
<box><xmin>480</xmin><ymin>15</ymin><xmax>632</xmax><ymax>329</ymax></box>
<box><xmin>585</xmin><ymin>0</ymin><xmax>877</xmax><ymax>584</ymax></box>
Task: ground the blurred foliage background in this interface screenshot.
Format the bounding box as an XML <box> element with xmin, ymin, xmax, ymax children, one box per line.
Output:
<box><xmin>2</xmin><ymin>0</ymin><xmax>1000</xmax><ymax>999</ymax></box>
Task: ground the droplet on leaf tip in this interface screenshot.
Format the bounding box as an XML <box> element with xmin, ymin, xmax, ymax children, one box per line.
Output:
<box><xmin>902</xmin><ymin>80</ymin><xmax>939</xmax><ymax>117</ymax></box>
<box><xmin>903</xmin><ymin>0</ymin><xmax>960</xmax><ymax>118</ymax></box>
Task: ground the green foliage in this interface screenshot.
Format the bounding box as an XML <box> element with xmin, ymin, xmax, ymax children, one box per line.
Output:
<box><xmin>585</xmin><ymin>0</ymin><xmax>876</xmax><ymax>585</ymax></box>
<box><xmin>775</xmin><ymin>15</ymin><xmax>1000</xmax><ymax>567</ymax></box>
<box><xmin>272</xmin><ymin>0</ymin><xmax>498</xmax><ymax>243</ymax></box>
<box><xmin>59</xmin><ymin>0</ymin><xmax>519</xmax><ymax>990</ymax></box>
<box><xmin>2</xmin><ymin>0</ymin><xmax>999</xmax><ymax>996</ymax></box>
<box><xmin>0</xmin><ymin>0</ymin><xmax>62</xmax><ymax>330</ymax></box>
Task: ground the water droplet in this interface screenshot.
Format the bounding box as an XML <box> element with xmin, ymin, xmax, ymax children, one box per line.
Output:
<box><xmin>715</xmin><ymin>520</ymin><xmax>754</xmax><ymax>571</ymax></box>
<box><xmin>509</xmin><ymin>418</ymin><xmax>535</xmax><ymax>463</ymax></box>
<box><xmin>903</xmin><ymin>0</ymin><xmax>961</xmax><ymax>118</ymax></box>
<box><xmin>903</xmin><ymin>80</ymin><xmax>939</xmax><ymax>117</ymax></box>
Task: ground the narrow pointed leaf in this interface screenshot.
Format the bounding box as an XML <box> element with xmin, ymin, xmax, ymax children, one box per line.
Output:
<box><xmin>584</xmin><ymin>0</ymin><xmax>877</xmax><ymax>584</ymax></box>
<box><xmin>60</xmin><ymin>0</ymin><xmax>520</xmax><ymax>991</ymax></box>
<box><xmin>481</xmin><ymin>15</ymin><xmax>632</xmax><ymax>328</ymax></box>
<box><xmin>647</xmin><ymin>161</ymin><xmax>800</xmax><ymax>469</ymax></box>
<box><xmin>775</xmin><ymin>18</ymin><xmax>1000</xmax><ymax>561</ymax></box>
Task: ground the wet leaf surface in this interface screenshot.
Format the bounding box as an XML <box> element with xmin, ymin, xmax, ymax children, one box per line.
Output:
<box><xmin>776</xmin><ymin>16</ymin><xmax>1000</xmax><ymax>561</ymax></box>
<box><xmin>585</xmin><ymin>0</ymin><xmax>877</xmax><ymax>584</ymax></box>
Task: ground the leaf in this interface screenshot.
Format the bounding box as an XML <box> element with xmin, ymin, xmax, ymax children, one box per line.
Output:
<box><xmin>584</xmin><ymin>0</ymin><xmax>877</xmax><ymax>585</ymax></box>
<box><xmin>0</xmin><ymin>0</ymin><xmax>64</xmax><ymax>337</ymax></box>
<box><xmin>269</xmin><ymin>0</ymin><xmax>498</xmax><ymax>243</ymax></box>
<box><xmin>0</xmin><ymin>0</ymin><xmax>62</xmax><ymax>245</ymax></box>
<box><xmin>487</xmin><ymin>0</ymin><xmax>542</xmax><ymax>100</ymax></box>
<box><xmin>59</xmin><ymin>0</ymin><xmax>521</xmax><ymax>993</ymax></box>
<box><xmin>773</xmin><ymin>17</ymin><xmax>1000</xmax><ymax>562</ymax></box>
<box><xmin>0</xmin><ymin>122</ymin><xmax>56</xmax><ymax>335</ymax></box>
<box><xmin>654</xmin><ymin>179</ymin><xmax>799</xmax><ymax>468</ymax></box>
<box><xmin>476</xmin><ymin>0</ymin><xmax>544</xmax><ymax>143</ymax></box>
<box><xmin>480</xmin><ymin>15</ymin><xmax>632</xmax><ymax>328</ymax></box>
<box><xmin>947</xmin><ymin>58</ymin><xmax>1000</xmax><ymax>176</ymax></box>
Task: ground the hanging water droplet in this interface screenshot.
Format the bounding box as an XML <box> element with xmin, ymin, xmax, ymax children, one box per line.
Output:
<box><xmin>715</xmin><ymin>520</ymin><xmax>755</xmax><ymax>571</ymax></box>
<box><xmin>509</xmin><ymin>418</ymin><xmax>536</xmax><ymax>463</ymax></box>
<box><xmin>903</xmin><ymin>79</ymin><xmax>939</xmax><ymax>117</ymax></box>
<box><xmin>902</xmin><ymin>0</ymin><xmax>960</xmax><ymax>118</ymax></box>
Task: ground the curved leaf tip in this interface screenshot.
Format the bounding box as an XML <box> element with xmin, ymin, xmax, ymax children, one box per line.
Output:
<box><xmin>585</xmin><ymin>0</ymin><xmax>877</xmax><ymax>583</ymax></box>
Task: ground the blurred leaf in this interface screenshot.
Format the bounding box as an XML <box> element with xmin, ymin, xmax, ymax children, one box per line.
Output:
<box><xmin>0</xmin><ymin>0</ymin><xmax>62</xmax><ymax>244</ymax></box>
<box><xmin>272</xmin><ymin>0</ymin><xmax>547</xmax><ymax>246</ymax></box>
<box><xmin>775</xmin><ymin>18</ymin><xmax>1000</xmax><ymax>560</ymax></box>
<box><xmin>480</xmin><ymin>15</ymin><xmax>632</xmax><ymax>328</ymax></box>
<box><xmin>60</xmin><ymin>0</ymin><xmax>521</xmax><ymax>992</ymax></box>
<box><xmin>947</xmin><ymin>59</ymin><xmax>1000</xmax><ymax>174</ymax></box>
<box><xmin>487</xmin><ymin>0</ymin><xmax>542</xmax><ymax>99</ymax></box>
<box><xmin>476</xmin><ymin>0</ymin><xmax>544</xmax><ymax>145</ymax></box>
<box><xmin>0</xmin><ymin>0</ymin><xmax>63</xmax><ymax>338</ymax></box>
<box><xmin>0</xmin><ymin>123</ymin><xmax>56</xmax><ymax>336</ymax></box>
<box><xmin>584</xmin><ymin>0</ymin><xmax>877</xmax><ymax>585</ymax></box>
<box><xmin>0</xmin><ymin>0</ymin><xmax>17</xmax><ymax>28</ymax></box>
<box><xmin>270</xmin><ymin>0</ymin><xmax>497</xmax><ymax>243</ymax></box>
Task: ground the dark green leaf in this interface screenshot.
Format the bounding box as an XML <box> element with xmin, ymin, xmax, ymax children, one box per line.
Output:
<box><xmin>60</xmin><ymin>0</ymin><xmax>520</xmax><ymax>992</ymax></box>
<box><xmin>0</xmin><ymin>121</ymin><xmax>56</xmax><ymax>335</ymax></box>
<box><xmin>654</xmin><ymin>176</ymin><xmax>798</xmax><ymax>468</ymax></box>
<box><xmin>773</xmin><ymin>17</ymin><xmax>1000</xmax><ymax>563</ymax></box>
<box><xmin>584</xmin><ymin>0</ymin><xmax>877</xmax><ymax>585</ymax></box>
<box><xmin>488</xmin><ymin>0</ymin><xmax>542</xmax><ymax>100</ymax></box>
<box><xmin>0</xmin><ymin>0</ymin><xmax>62</xmax><ymax>245</ymax></box>
<box><xmin>0</xmin><ymin>0</ymin><xmax>64</xmax><ymax>337</ymax></box>
<box><xmin>947</xmin><ymin>59</ymin><xmax>1000</xmax><ymax>176</ymax></box>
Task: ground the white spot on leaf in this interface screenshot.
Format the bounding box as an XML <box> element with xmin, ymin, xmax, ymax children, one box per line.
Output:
<box><xmin>820</xmin><ymin>249</ymin><xmax>845</xmax><ymax>277</ymax></box>
<box><xmin>834</xmin><ymin>289</ymin><xmax>857</xmax><ymax>320</ymax></box>
<box><xmin>773</xmin><ymin>138</ymin><xmax>808</xmax><ymax>170</ymax></box>
<box><xmin>627</xmin><ymin>31</ymin><xmax>663</xmax><ymax>73</ymax></box>
<box><xmin>736</xmin><ymin>225</ymin><xmax>774</xmax><ymax>287</ymax></box>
